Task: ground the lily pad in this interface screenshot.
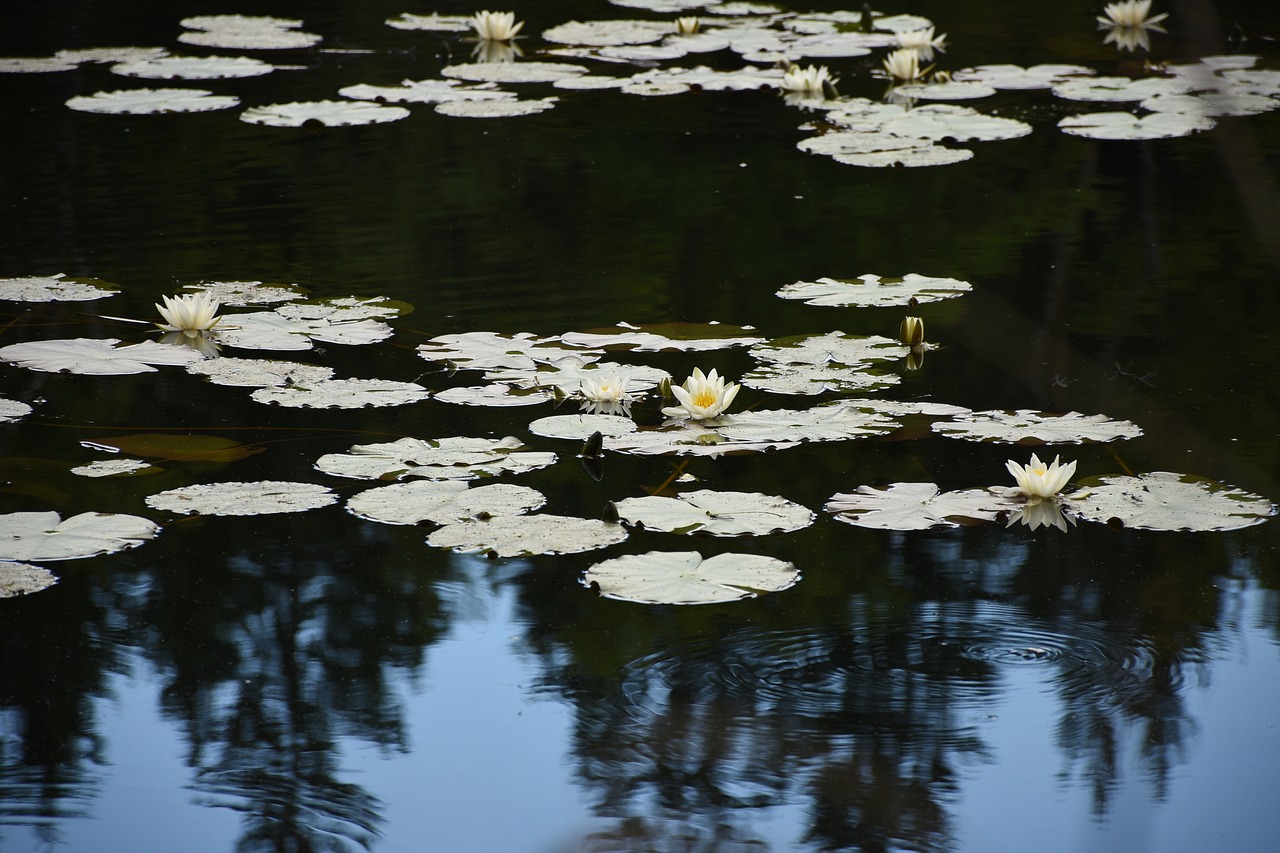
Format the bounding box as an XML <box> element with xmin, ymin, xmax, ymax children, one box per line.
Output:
<box><xmin>66</xmin><ymin>88</ymin><xmax>240</xmax><ymax>114</ymax></box>
<box><xmin>186</xmin><ymin>357</ymin><xmax>334</xmax><ymax>387</ymax></box>
<box><xmin>347</xmin><ymin>481</ymin><xmax>545</xmax><ymax>526</ymax></box>
<box><xmin>178</xmin><ymin>15</ymin><xmax>322</xmax><ymax>50</ymax></box>
<box><xmin>315</xmin><ymin>436</ymin><xmax>557</xmax><ymax>481</ymax></box>
<box><xmin>0</xmin><ymin>274</ymin><xmax>119</xmax><ymax>302</ymax></box>
<box><xmin>432</xmin><ymin>384</ymin><xmax>554</xmax><ymax>407</ymax></box>
<box><xmin>630</xmin><ymin>65</ymin><xmax>783</xmax><ymax>91</ymax></box>
<box><xmin>604</xmin><ymin>422</ymin><xmax>801</xmax><ymax>457</ymax></box>
<box><xmin>215</xmin><ymin>311</ymin><xmax>392</xmax><ymax>350</ymax></box>
<box><xmin>0</xmin><ymin>338</ymin><xmax>205</xmax><ymax>374</ymax></box>
<box><xmin>442</xmin><ymin>62</ymin><xmax>588</xmax><ymax>84</ymax></box>
<box><xmin>484</xmin><ymin>359</ymin><xmax>670</xmax><ymax>394</ymax></box>
<box><xmin>1063</xmin><ymin>472</ymin><xmax>1276</xmax><ymax>532</ymax></box>
<box><xmin>932</xmin><ymin>410</ymin><xmax>1143</xmax><ymax>444</ymax></box>
<box><xmin>715</xmin><ymin>403</ymin><xmax>899</xmax><ymax>443</ymax></box>
<box><xmin>951</xmin><ymin>63</ymin><xmax>1095</xmax><ymax>90</ymax></box>
<box><xmin>583</xmin><ymin>550</ymin><xmax>800</xmax><ymax>604</ymax></box>
<box><xmin>240</xmin><ymin>101</ymin><xmax>410</xmax><ymax>128</ymax></box>
<box><xmin>84</xmin><ymin>433</ymin><xmax>262</xmax><ymax>463</ymax></box>
<box><xmin>111</xmin><ymin>55</ymin><xmax>276</xmax><ymax>79</ymax></box>
<box><xmin>1052</xmin><ymin>76</ymin><xmax>1189</xmax><ymax>102</ymax></box>
<box><xmin>741</xmin><ymin>362</ymin><xmax>899</xmax><ymax>395</ymax></box>
<box><xmin>891</xmin><ymin>81</ymin><xmax>997</xmax><ymax>100</ymax></box>
<box><xmin>417</xmin><ymin>332</ymin><xmax>599</xmax><ymax>371</ymax></box>
<box><xmin>750</xmin><ymin>331</ymin><xmax>906</xmax><ymax>366</ymax></box>
<box><xmin>146</xmin><ymin>480</ymin><xmax>337</xmax><ymax>516</ymax></box>
<box><xmin>560</xmin><ymin>321</ymin><xmax>764</xmax><ymax>352</ymax></box>
<box><xmin>0</xmin><ymin>562</ymin><xmax>59</xmax><ymax>597</ymax></box>
<box><xmin>826</xmin><ymin>483</ymin><xmax>1018</xmax><ymax>530</ymax></box>
<box><xmin>542</xmin><ymin>19</ymin><xmax>674</xmax><ymax>47</ymax></box>
<box><xmin>338</xmin><ymin>78</ymin><xmax>512</xmax><ymax>104</ymax></box>
<box><xmin>612</xmin><ymin>490</ymin><xmax>814</xmax><ymax>536</ymax></box>
<box><xmin>528</xmin><ymin>413</ymin><xmax>639</xmax><ymax>441</ymax></box>
<box><xmin>435</xmin><ymin>98</ymin><xmax>559</xmax><ymax>119</ymax></box>
<box><xmin>0</xmin><ymin>398</ymin><xmax>34</xmax><ymax>423</ymax></box>
<box><xmin>385</xmin><ymin>13</ymin><xmax>473</xmax><ymax>32</ymax></box>
<box><xmin>776</xmin><ymin>273</ymin><xmax>972</xmax><ymax>307</ymax></box>
<box><xmin>427</xmin><ymin>515</ymin><xmax>628</xmax><ymax>557</ymax></box>
<box><xmin>181</xmin><ymin>280</ymin><xmax>306</xmax><ymax>306</ymax></box>
<box><xmin>1058</xmin><ymin>111</ymin><xmax>1216</xmax><ymax>140</ymax></box>
<box><xmin>250</xmin><ymin>378</ymin><xmax>429</xmax><ymax>409</ymax></box>
<box><xmin>70</xmin><ymin>459</ymin><xmax>159</xmax><ymax>478</ymax></box>
<box><xmin>0</xmin><ymin>510</ymin><xmax>159</xmax><ymax>561</ymax></box>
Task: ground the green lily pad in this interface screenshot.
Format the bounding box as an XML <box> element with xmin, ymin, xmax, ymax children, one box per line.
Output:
<box><xmin>583</xmin><ymin>550</ymin><xmax>800</xmax><ymax>605</ymax></box>
<box><xmin>84</xmin><ymin>433</ymin><xmax>263</xmax><ymax>463</ymax></box>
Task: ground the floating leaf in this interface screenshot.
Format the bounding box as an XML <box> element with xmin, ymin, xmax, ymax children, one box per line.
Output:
<box><xmin>111</xmin><ymin>55</ymin><xmax>276</xmax><ymax>79</ymax></box>
<box><xmin>347</xmin><ymin>481</ymin><xmax>545</xmax><ymax>526</ymax></box>
<box><xmin>933</xmin><ymin>410</ymin><xmax>1142</xmax><ymax>444</ymax></box>
<box><xmin>542</xmin><ymin>20</ymin><xmax>674</xmax><ymax>47</ymax></box>
<box><xmin>613</xmin><ymin>490</ymin><xmax>814</xmax><ymax>536</ymax></box>
<box><xmin>891</xmin><ymin>81</ymin><xmax>997</xmax><ymax>100</ymax></box>
<box><xmin>826</xmin><ymin>483</ymin><xmax>1018</xmax><ymax>530</ymax></box>
<box><xmin>182</xmin><ymin>280</ymin><xmax>306</xmax><ymax>306</ymax></box>
<box><xmin>178</xmin><ymin>15</ymin><xmax>322</xmax><ymax>50</ymax></box>
<box><xmin>0</xmin><ymin>562</ymin><xmax>58</xmax><ymax>597</ymax></box>
<box><xmin>276</xmin><ymin>296</ymin><xmax>410</xmax><ymax>321</ymax></box>
<box><xmin>714</xmin><ymin>402</ymin><xmax>899</xmax><ymax>443</ymax></box>
<box><xmin>741</xmin><ymin>362</ymin><xmax>899</xmax><ymax>395</ymax></box>
<box><xmin>952</xmin><ymin>63</ymin><xmax>1095</xmax><ymax>90</ymax></box>
<box><xmin>435</xmin><ymin>98</ymin><xmax>559</xmax><ymax>118</ymax></box>
<box><xmin>215</xmin><ymin>311</ymin><xmax>392</xmax><ymax>350</ymax></box>
<box><xmin>1052</xmin><ymin>76</ymin><xmax>1189</xmax><ymax>102</ymax></box>
<box><xmin>66</xmin><ymin>88</ymin><xmax>240</xmax><ymax>114</ymax></box>
<box><xmin>485</xmin><ymin>359</ymin><xmax>670</xmax><ymax>394</ymax></box>
<box><xmin>750</xmin><ymin>331</ymin><xmax>906</xmax><ymax>366</ymax></box>
<box><xmin>187</xmin><ymin>357</ymin><xmax>334</xmax><ymax>387</ymax></box>
<box><xmin>1138</xmin><ymin>92</ymin><xmax>1276</xmax><ymax>118</ymax></box>
<box><xmin>427</xmin><ymin>515</ymin><xmax>628</xmax><ymax>557</ymax></box>
<box><xmin>0</xmin><ymin>398</ymin><xmax>33</xmax><ymax>423</ymax></box>
<box><xmin>250</xmin><ymin>378</ymin><xmax>429</xmax><ymax>409</ymax></box>
<box><xmin>442</xmin><ymin>62</ymin><xmax>588</xmax><ymax>84</ymax></box>
<box><xmin>241</xmin><ymin>101</ymin><xmax>409</xmax><ymax>128</ymax></box>
<box><xmin>605</xmin><ymin>423</ymin><xmax>801</xmax><ymax>457</ymax></box>
<box><xmin>0</xmin><ymin>274</ymin><xmax>119</xmax><ymax>302</ymax></box>
<box><xmin>0</xmin><ymin>511</ymin><xmax>159</xmax><ymax>561</ymax></box>
<box><xmin>339</xmin><ymin>78</ymin><xmax>511</xmax><ymax>104</ymax></box>
<box><xmin>630</xmin><ymin>65</ymin><xmax>784</xmax><ymax>91</ymax></box>
<box><xmin>527</xmin><ymin>413</ymin><xmax>638</xmax><ymax>441</ymax></box>
<box><xmin>384</xmin><ymin>13</ymin><xmax>473</xmax><ymax>32</ymax></box>
<box><xmin>560</xmin><ymin>321</ymin><xmax>764</xmax><ymax>352</ymax></box>
<box><xmin>146</xmin><ymin>480</ymin><xmax>337</xmax><ymax>516</ymax></box>
<box><xmin>0</xmin><ymin>338</ymin><xmax>204</xmax><ymax>374</ymax></box>
<box><xmin>315</xmin><ymin>436</ymin><xmax>557</xmax><ymax>481</ymax></box>
<box><xmin>70</xmin><ymin>459</ymin><xmax>159</xmax><ymax>478</ymax></box>
<box><xmin>0</xmin><ymin>57</ymin><xmax>80</xmax><ymax>74</ymax></box>
<box><xmin>85</xmin><ymin>433</ymin><xmax>263</xmax><ymax>463</ymax></box>
<box><xmin>417</xmin><ymin>331</ymin><xmax>599</xmax><ymax>371</ymax></box>
<box><xmin>1058</xmin><ymin>111</ymin><xmax>1215</xmax><ymax>140</ymax></box>
<box><xmin>583</xmin><ymin>550</ymin><xmax>799</xmax><ymax>605</ymax></box>
<box><xmin>1064</xmin><ymin>472</ymin><xmax>1276</xmax><ymax>532</ymax></box>
<box><xmin>776</xmin><ymin>273</ymin><xmax>972</xmax><ymax>307</ymax></box>
<box><xmin>433</xmin><ymin>384</ymin><xmax>554</xmax><ymax>407</ymax></box>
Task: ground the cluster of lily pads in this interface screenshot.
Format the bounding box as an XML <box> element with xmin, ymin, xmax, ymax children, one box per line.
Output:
<box><xmin>1</xmin><ymin>259</ymin><xmax>1275</xmax><ymax>604</ymax></box>
<box><xmin>1</xmin><ymin>2</ymin><xmax>1276</xmax><ymax>158</ymax></box>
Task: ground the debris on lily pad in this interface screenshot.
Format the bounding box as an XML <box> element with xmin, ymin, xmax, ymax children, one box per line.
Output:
<box><xmin>0</xmin><ymin>338</ymin><xmax>205</xmax><ymax>375</ymax></box>
<box><xmin>826</xmin><ymin>483</ymin><xmax>1018</xmax><ymax>530</ymax></box>
<box><xmin>0</xmin><ymin>562</ymin><xmax>59</xmax><ymax>597</ymax></box>
<box><xmin>776</xmin><ymin>273</ymin><xmax>972</xmax><ymax>307</ymax></box>
<box><xmin>427</xmin><ymin>514</ymin><xmax>628</xmax><ymax>557</ymax></box>
<box><xmin>417</xmin><ymin>331</ymin><xmax>600</xmax><ymax>371</ymax></box>
<box><xmin>70</xmin><ymin>459</ymin><xmax>159</xmax><ymax>478</ymax></box>
<box><xmin>339</xmin><ymin>78</ymin><xmax>512</xmax><ymax>104</ymax></box>
<box><xmin>933</xmin><ymin>410</ymin><xmax>1143</xmax><ymax>444</ymax></box>
<box><xmin>612</xmin><ymin>489</ymin><xmax>814</xmax><ymax>536</ymax></box>
<box><xmin>347</xmin><ymin>481</ymin><xmax>546</xmax><ymax>526</ymax></box>
<box><xmin>187</xmin><ymin>357</ymin><xmax>334</xmax><ymax>387</ymax></box>
<box><xmin>435</xmin><ymin>98</ymin><xmax>559</xmax><ymax>119</ymax></box>
<box><xmin>442</xmin><ymin>62</ymin><xmax>589</xmax><ymax>84</ymax></box>
<box><xmin>1064</xmin><ymin>472</ymin><xmax>1276</xmax><ymax>532</ymax></box>
<box><xmin>1058</xmin><ymin>111</ymin><xmax>1215</xmax><ymax>140</ymax></box>
<box><xmin>560</xmin><ymin>321</ymin><xmax>764</xmax><ymax>352</ymax></box>
<box><xmin>0</xmin><ymin>398</ymin><xmax>34</xmax><ymax>423</ymax></box>
<box><xmin>178</xmin><ymin>15</ymin><xmax>322</xmax><ymax>50</ymax></box>
<box><xmin>433</xmin><ymin>384</ymin><xmax>555</xmax><ymax>407</ymax></box>
<box><xmin>0</xmin><ymin>510</ymin><xmax>159</xmax><ymax>561</ymax></box>
<box><xmin>110</xmin><ymin>55</ymin><xmax>277</xmax><ymax>80</ymax></box>
<box><xmin>250</xmin><ymin>378</ymin><xmax>430</xmax><ymax>409</ymax></box>
<box><xmin>146</xmin><ymin>480</ymin><xmax>337</xmax><ymax>516</ymax></box>
<box><xmin>67</xmin><ymin>88</ymin><xmax>240</xmax><ymax>115</ymax></box>
<box><xmin>315</xmin><ymin>436</ymin><xmax>557</xmax><ymax>481</ymax></box>
<box><xmin>182</xmin><ymin>280</ymin><xmax>306</xmax><ymax>306</ymax></box>
<box><xmin>0</xmin><ymin>274</ymin><xmax>119</xmax><ymax>302</ymax></box>
<box><xmin>582</xmin><ymin>550</ymin><xmax>800</xmax><ymax>605</ymax></box>
<box><xmin>241</xmin><ymin>101</ymin><xmax>410</xmax><ymax>128</ymax></box>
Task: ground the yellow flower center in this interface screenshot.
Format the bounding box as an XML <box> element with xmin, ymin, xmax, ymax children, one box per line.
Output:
<box><xmin>691</xmin><ymin>389</ymin><xmax>718</xmax><ymax>408</ymax></box>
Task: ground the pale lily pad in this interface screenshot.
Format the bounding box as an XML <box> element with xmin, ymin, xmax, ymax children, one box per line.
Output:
<box><xmin>442</xmin><ymin>62</ymin><xmax>588</xmax><ymax>84</ymax></box>
<box><xmin>66</xmin><ymin>88</ymin><xmax>240</xmax><ymax>115</ymax></box>
<box><xmin>55</xmin><ymin>47</ymin><xmax>171</xmax><ymax>65</ymax></box>
<box><xmin>178</xmin><ymin>15</ymin><xmax>322</xmax><ymax>50</ymax></box>
<box><xmin>605</xmin><ymin>423</ymin><xmax>800</xmax><ymax>457</ymax></box>
<box><xmin>186</xmin><ymin>357</ymin><xmax>334</xmax><ymax>387</ymax></box>
<box><xmin>776</xmin><ymin>273</ymin><xmax>972</xmax><ymax>307</ymax></box>
<box><xmin>933</xmin><ymin>410</ymin><xmax>1143</xmax><ymax>444</ymax></box>
<box><xmin>338</xmin><ymin>78</ymin><xmax>511</xmax><ymax>104</ymax></box>
<box><xmin>315</xmin><ymin>436</ymin><xmax>557</xmax><ymax>481</ymax></box>
<box><xmin>528</xmin><ymin>413</ymin><xmax>638</xmax><ymax>441</ymax></box>
<box><xmin>241</xmin><ymin>101</ymin><xmax>410</xmax><ymax>128</ymax></box>
<box><xmin>70</xmin><ymin>459</ymin><xmax>159</xmax><ymax>478</ymax></box>
<box><xmin>484</xmin><ymin>359</ymin><xmax>670</xmax><ymax>394</ymax></box>
<box><xmin>1064</xmin><ymin>472</ymin><xmax>1276</xmax><ymax>532</ymax></box>
<box><xmin>146</xmin><ymin>480</ymin><xmax>337</xmax><ymax>516</ymax></box>
<box><xmin>0</xmin><ymin>274</ymin><xmax>119</xmax><ymax>302</ymax></box>
<box><xmin>741</xmin><ymin>362</ymin><xmax>899</xmax><ymax>395</ymax></box>
<box><xmin>275</xmin><ymin>296</ymin><xmax>410</xmax><ymax>322</ymax></box>
<box><xmin>0</xmin><ymin>511</ymin><xmax>159</xmax><ymax>561</ymax></box>
<box><xmin>542</xmin><ymin>20</ymin><xmax>674</xmax><ymax>46</ymax></box>
<box><xmin>182</xmin><ymin>280</ymin><xmax>306</xmax><ymax>306</ymax></box>
<box><xmin>1138</xmin><ymin>92</ymin><xmax>1277</xmax><ymax>118</ymax></box>
<box><xmin>347</xmin><ymin>481</ymin><xmax>545</xmax><ymax>526</ymax></box>
<box><xmin>1220</xmin><ymin>68</ymin><xmax>1280</xmax><ymax>97</ymax></box>
<box><xmin>0</xmin><ymin>57</ymin><xmax>80</xmax><ymax>73</ymax></box>
<box><xmin>417</xmin><ymin>331</ymin><xmax>599</xmax><ymax>371</ymax></box>
<box><xmin>433</xmin><ymin>384</ymin><xmax>554</xmax><ymax>407</ymax></box>
<box><xmin>1</xmin><ymin>398</ymin><xmax>34</xmax><ymax>422</ymax></box>
<box><xmin>215</xmin><ymin>311</ymin><xmax>393</xmax><ymax>350</ymax></box>
<box><xmin>630</xmin><ymin>65</ymin><xmax>783</xmax><ymax>91</ymax></box>
<box><xmin>714</xmin><ymin>403</ymin><xmax>899</xmax><ymax>443</ymax></box>
<box><xmin>560</xmin><ymin>321</ymin><xmax>764</xmax><ymax>352</ymax></box>
<box><xmin>826</xmin><ymin>483</ymin><xmax>1018</xmax><ymax>530</ymax></box>
<box><xmin>750</xmin><ymin>331</ymin><xmax>905</xmax><ymax>366</ymax></box>
<box><xmin>427</xmin><ymin>515</ymin><xmax>628</xmax><ymax>557</ymax></box>
<box><xmin>250</xmin><ymin>378</ymin><xmax>429</xmax><ymax>409</ymax></box>
<box><xmin>612</xmin><ymin>489</ymin><xmax>814</xmax><ymax>536</ymax></box>
<box><xmin>891</xmin><ymin>81</ymin><xmax>997</xmax><ymax>100</ymax></box>
<box><xmin>619</xmin><ymin>81</ymin><xmax>691</xmax><ymax>97</ymax></box>
<box><xmin>1052</xmin><ymin>76</ymin><xmax>1189</xmax><ymax>103</ymax></box>
<box><xmin>583</xmin><ymin>551</ymin><xmax>799</xmax><ymax>604</ymax></box>
<box><xmin>435</xmin><ymin>98</ymin><xmax>559</xmax><ymax>118</ymax></box>
<box><xmin>878</xmin><ymin>104</ymin><xmax>1032</xmax><ymax>142</ymax></box>
<box><xmin>0</xmin><ymin>338</ymin><xmax>205</xmax><ymax>374</ymax></box>
<box><xmin>385</xmin><ymin>13</ymin><xmax>473</xmax><ymax>32</ymax></box>
<box><xmin>111</xmin><ymin>55</ymin><xmax>276</xmax><ymax>79</ymax></box>
<box><xmin>828</xmin><ymin>145</ymin><xmax>974</xmax><ymax>168</ymax></box>
<box><xmin>0</xmin><ymin>562</ymin><xmax>58</xmax><ymax>597</ymax></box>
<box><xmin>952</xmin><ymin>64</ymin><xmax>1095</xmax><ymax>90</ymax></box>
<box><xmin>1058</xmin><ymin>111</ymin><xmax>1215</xmax><ymax>140</ymax></box>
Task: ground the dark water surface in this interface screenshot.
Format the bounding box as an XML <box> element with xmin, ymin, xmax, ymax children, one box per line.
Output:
<box><xmin>2</xmin><ymin>1</ymin><xmax>1279</xmax><ymax>851</ymax></box>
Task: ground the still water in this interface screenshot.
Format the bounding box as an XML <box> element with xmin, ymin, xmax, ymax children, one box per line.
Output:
<box><xmin>1</xmin><ymin>1</ymin><xmax>1279</xmax><ymax>851</ymax></box>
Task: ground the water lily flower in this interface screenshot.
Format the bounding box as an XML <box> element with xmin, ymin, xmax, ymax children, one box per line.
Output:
<box><xmin>896</xmin><ymin>27</ymin><xmax>947</xmax><ymax>62</ymax></box>
<box><xmin>882</xmin><ymin>48</ymin><xmax>922</xmax><ymax>82</ymax></box>
<box><xmin>675</xmin><ymin>16</ymin><xmax>700</xmax><ymax>35</ymax></box>
<box><xmin>781</xmin><ymin>64</ymin><xmax>837</xmax><ymax>95</ymax></box>
<box><xmin>1096</xmin><ymin>0</ymin><xmax>1168</xmax><ymax>29</ymax></box>
<box><xmin>472</xmin><ymin>10</ymin><xmax>523</xmax><ymax>42</ymax></box>
<box><xmin>1007</xmin><ymin>500</ymin><xmax>1076</xmax><ymax>532</ymax></box>
<box><xmin>662</xmin><ymin>368</ymin><xmax>740</xmax><ymax>421</ymax></box>
<box><xmin>581</xmin><ymin>374</ymin><xmax>630</xmax><ymax>403</ymax></box>
<box><xmin>898</xmin><ymin>316</ymin><xmax>924</xmax><ymax>349</ymax></box>
<box><xmin>155</xmin><ymin>292</ymin><xmax>220</xmax><ymax>338</ymax></box>
<box><xmin>1006</xmin><ymin>453</ymin><xmax>1077</xmax><ymax>500</ymax></box>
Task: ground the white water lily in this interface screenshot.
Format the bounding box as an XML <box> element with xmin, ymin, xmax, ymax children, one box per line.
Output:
<box><xmin>662</xmin><ymin>368</ymin><xmax>740</xmax><ymax>421</ymax></box>
<box><xmin>472</xmin><ymin>10</ymin><xmax>523</xmax><ymax>42</ymax></box>
<box><xmin>781</xmin><ymin>64</ymin><xmax>837</xmax><ymax>94</ymax></box>
<box><xmin>675</xmin><ymin>16</ymin><xmax>700</xmax><ymax>36</ymax></box>
<box><xmin>156</xmin><ymin>291</ymin><xmax>220</xmax><ymax>338</ymax></box>
<box><xmin>896</xmin><ymin>27</ymin><xmax>946</xmax><ymax>62</ymax></box>
<box><xmin>1006</xmin><ymin>453</ymin><xmax>1077</xmax><ymax>500</ymax></box>
<box><xmin>882</xmin><ymin>48</ymin><xmax>922</xmax><ymax>82</ymax></box>
<box><xmin>1097</xmin><ymin>0</ymin><xmax>1168</xmax><ymax>29</ymax></box>
<box><xmin>580</xmin><ymin>374</ymin><xmax>631</xmax><ymax>403</ymax></box>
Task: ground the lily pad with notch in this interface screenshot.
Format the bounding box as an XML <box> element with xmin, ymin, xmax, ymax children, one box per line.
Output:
<box><xmin>826</xmin><ymin>482</ymin><xmax>1020</xmax><ymax>530</ymax></box>
<box><xmin>346</xmin><ymin>481</ymin><xmax>546</xmax><ymax>526</ymax></box>
<box><xmin>0</xmin><ymin>274</ymin><xmax>119</xmax><ymax>302</ymax></box>
<box><xmin>0</xmin><ymin>338</ymin><xmax>205</xmax><ymax>374</ymax></box>
<box><xmin>612</xmin><ymin>489</ymin><xmax>814</xmax><ymax>536</ymax></box>
<box><xmin>1063</xmin><ymin>472</ymin><xmax>1276</xmax><ymax>532</ymax></box>
<box><xmin>0</xmin><ymin>510</ymin><xmax>159</xmax><ymax>561</ymax></box>
<box><xmin>427</xmin><ymin>514</ymin><xmax>628</xmax><ymax>557</ymax></box>
<box><xmin>776</xmin><ymin>273</ymin><xmax>972</xmax><ymax>307</ymax></box>
<box><xmin>933</xmin><ymin>409</ymin><xmax>1142</xmax><ymax>444</ymax></box>
<box><xmin>315</xmin><ymin>436</ymin><xmax>557</xmax><ymax>482</ymax></box>
<box><xmin>146</xmin><ymin>480</ymin><xmax>338</xmax><ymax>516</ymax></box>
<box><xmin>582</xmin><ymin>550</ymin><xmax>800</xmax><ymax>605</ymax></box>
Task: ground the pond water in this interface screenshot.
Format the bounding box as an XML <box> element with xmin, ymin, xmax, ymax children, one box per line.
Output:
<box><xmin>2</xmin><ymin>1</ymin><xmax>1279</xmax><ymax>851</ymax></box>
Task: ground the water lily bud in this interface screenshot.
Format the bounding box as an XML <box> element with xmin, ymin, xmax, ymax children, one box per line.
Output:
<box><xmin>658</xmin><ymin>376</ymin><xmax>673</xmax><ymax>398</ymax></box>
<box><xmin>676</xmin><ymin>16</ymin><xmax>699</xmax><ymax>35</ymax></box>
<box><xmin>899</xmin><ymin>315</ymin><xmax>924</xmax><ymax>348</ymax></box>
